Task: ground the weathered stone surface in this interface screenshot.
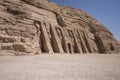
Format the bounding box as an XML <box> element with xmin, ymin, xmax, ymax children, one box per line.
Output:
<box><xmin>0</xmin><ymin>0</ymin><xmax>120</xmax><ymax>55</ymax></box>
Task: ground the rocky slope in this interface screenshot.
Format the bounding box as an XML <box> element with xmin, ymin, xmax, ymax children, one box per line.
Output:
<box><xmin>0</xmin><ymin>0</ymin><xmax>120</xmax><ymax>55</ymax></box>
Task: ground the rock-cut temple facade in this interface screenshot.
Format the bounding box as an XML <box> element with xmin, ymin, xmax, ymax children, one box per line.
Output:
<box><xmin>0</xmin><ymin>0</ymin><xmax>120</xmax><ymax>55</ymax></box>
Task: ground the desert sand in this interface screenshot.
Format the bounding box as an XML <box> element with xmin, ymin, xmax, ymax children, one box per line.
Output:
<box><xmin>0</xmin><ymin>54</ymin><xmax>120</xmax><ymax>80</ymax></box>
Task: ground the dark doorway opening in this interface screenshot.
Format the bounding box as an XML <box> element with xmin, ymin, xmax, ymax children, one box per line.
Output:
<box><xmin>68</xmin><ymin>43</ymin><xmax>72</xmax><ymax>53</ymax></box>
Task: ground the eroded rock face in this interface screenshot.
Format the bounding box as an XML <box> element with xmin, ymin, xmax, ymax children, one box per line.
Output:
<box><xmin>0</xmin><ymin>0</ymin><xmax>120</xmax><ymax>55</ymax></box>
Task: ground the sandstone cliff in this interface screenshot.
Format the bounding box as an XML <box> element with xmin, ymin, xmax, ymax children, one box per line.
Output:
<box><xmin>0</xmin><ymin>0</ymin><xmax>120</xmax><ymax>55</ymax></box>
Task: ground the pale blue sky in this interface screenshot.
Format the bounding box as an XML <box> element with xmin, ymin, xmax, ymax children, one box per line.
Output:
<box><xmin>49</xmin><ymin>0</ymin><xmax>120</xmax><ymax>41</ymax></box>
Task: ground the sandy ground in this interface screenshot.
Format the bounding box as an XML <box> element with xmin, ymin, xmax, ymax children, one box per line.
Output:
<box><xmin>0</xmin><ymin>54</ymin><xmax>120</xmax><ymax>80</ymax></box>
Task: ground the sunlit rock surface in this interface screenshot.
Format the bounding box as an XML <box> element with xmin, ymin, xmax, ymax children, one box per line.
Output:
<box><xmin>0</xmin><ymin>0</ymin><xmax>120</xmax><ymax>55</ymax></box>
